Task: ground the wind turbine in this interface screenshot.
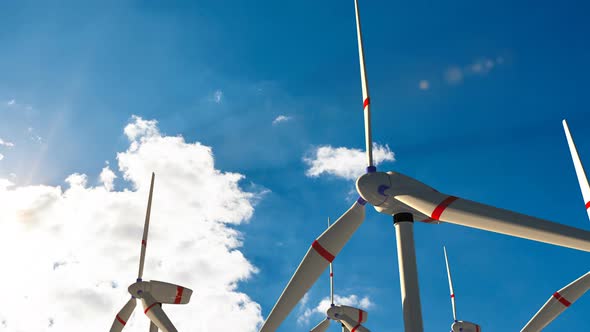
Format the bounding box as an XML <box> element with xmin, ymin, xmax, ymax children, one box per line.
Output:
<box><xmin>258</xmin><ymin>1</ymin><xmax>590</xmax><ymax>331</ymax></box>
<box><xmin>309</xmin><ymin>219</ymin><xmax>371</xmax><ymax>332</ymax></box>
<box><xmin>109</xmin><ymin>173</ymin><xmax>193</xmax><ymax>332</ymax></box>
<box><xmin>443</xmin><ymin>247</ymin><xmax>481</xmax><ymax>332</ymax></box>
<box><xmin>520</xmin><ymin>119</ymin><xmax>590</xmax><ymax>331</ymax></box>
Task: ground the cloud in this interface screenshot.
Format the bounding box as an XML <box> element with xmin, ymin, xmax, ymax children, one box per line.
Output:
<box><xmin>27</xmin><ymin>127</ymin><xmax>43</xmax><ymax>143</ymax></box>
<box><xmin>0</xmin><ymin>153</ymin><xmax>3</xmax><ymax>161</ymax></box>
<box><xmin>99</xmin><ymin>165</ymin><xmax>117</xmax><ymax>191</ymax></box>
<box><xmin>419</xmin><ymin>80</ymin><xmax>430</xmax><ymax>90</ymax></box>
<box><xmin>298</xmin><ymin>294</ymin><xmax>374</xmax><ymax>326</ymax></box>
<box><xmin>444</xmin><ymin>56</ymin><xmax>504</xmax><ymax>85</ymax></box>
<box><xmin>272</xmin><ymin>115</ymin><xmax>293</xmax><ymax>125</ymax></box>
<box><xmin>445</xmin><ymin>66</ymin><xmax>464</xmax><ymax>85</ymax></box>
<box><xmin>0</xmin><ymin>138</ymin><xmax>14</xmax><ymax>147</ymax></box>
<box><xmin>213</xmin><ymin>89</ymin><xmax>223</xmax><ymax>104</ymax></box>
<box><xmin>0</xmin><ymin>116</ymin><xmax>263</xmax><ymax>331</ymax></box>
<box><xmin>304</xmin><ymin>143</ymin><xmax>395</xmax><ymax>180</ymax></box>
<box><xmin>7</xmin><ymin>99</ymin><xmax>15</xmax><ymax>106</ymax></box>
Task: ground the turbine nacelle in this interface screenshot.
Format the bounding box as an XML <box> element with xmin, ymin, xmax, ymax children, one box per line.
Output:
<box><xmin>326</xmin><ymin>305</ymin><xmax>368</xmax><ymax>323</ymax></box>
<box><xmin>356</xmin><ymin>171</ymin><xmax>437</xmax><ymax>222</ymax></box>
<box><xmin>451</xmin><ymin>321</ymin><xmax>481</xmax><ymax>332</ymax></box>
<box><xmin>128</xmin><ymin>280</ymin><xmax>193</xmax><ymax>305</ymax></box>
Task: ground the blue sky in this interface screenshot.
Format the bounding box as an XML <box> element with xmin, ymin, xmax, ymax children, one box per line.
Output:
<box><xmin>1</xmin><ymin>0</ymin><xmax>590</xmax><ymax>331</ymax></box>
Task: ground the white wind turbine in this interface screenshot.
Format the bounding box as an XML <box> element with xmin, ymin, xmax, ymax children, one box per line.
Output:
<box><xmin>443</xmin><ymin>247</ymin><xmax>481</xmax><ymax>332</ymax></box>
<box><xmin>309</xmin><ymin>219</ymin><xmax>371</xmax><ymax>332</ymax></box>
<box><xmin>109</xmin><ymin>173</ymin><xmax>193</xmax><ymax>332</ymax></box>
<box><xmin>257</xmin><ymin>1</ymin><xmax>590</xmax><ymax>330</ymax></box>
<box><xmin>520</xmin><ymin>119</ymin><xmax>590</xmax><ymax>331</ymax></box>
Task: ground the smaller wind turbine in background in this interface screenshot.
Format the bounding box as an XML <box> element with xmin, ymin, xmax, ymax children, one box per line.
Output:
<box><xmin>443</xmin><ymin>246</ymin><xmax>481</xmax><ymax>332</ymax></box>
<box><xmin>520</xmin><ymin>120</ymin><xmax>590</xmax><ymax>331</ymax></box>
<box><xmin>110</xmin><ymin>173</ymin><xmax>193</xmax><ymax>332</ymax></box>
<box><xmin>310</xmin><ymin>219</ymin><xmax>371</xmax><ymax>332</ymax></box>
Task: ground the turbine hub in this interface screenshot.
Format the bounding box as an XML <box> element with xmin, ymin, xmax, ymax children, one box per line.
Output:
<box><xmin>128</xmin><ymin>281</ymin><xmax>148</xmax><ymax>297</ymax></box>
<box><xmin>356</xmin><ymin>171</ymin><xmax>438</xmax><ymax>222</ymax></box>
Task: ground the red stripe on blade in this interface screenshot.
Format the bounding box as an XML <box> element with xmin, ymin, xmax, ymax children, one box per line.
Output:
<box><xmin>363</xmin><ymin>98</ymin><xmax>370</xmax><ymax>108</ymax></box>
<box><xmin>351</xmin><ymin>323</ymin><xmax>361</xmax><ymax>332</ymax></box>
<box><xmin>553</xmin><ymin>292</ymin><xmax>572</xmax><ymax>307</ymax></box>
<box><xmin>586</xmin><ymin>201</ymin><xmax>590</xmax><ymax>210</ymax></box>
<box><xmin>312</xmin><ymin>240</ymin><xmax>335</xmax><ymax>262</ymax></box>
<box><xmin>431</xmin><ymin>196</ymin><xmax>459</xmax><ymax>220</ymax></box>
<box><xmin>141</xmin><ymin>240</ymin><xmax>146</xmax><ymax>246</ymax></box>
<box><xmin>144</xmin><ymin>302</ymin><xmax>158</xmax><ymax>314</ymax></box>
<box><xmin>358</xmin><ymin>309</ymin><xmax>363</xmax><ymax>322</ymax></box>
<box><xmin>450</xmin><ymin>294</ymin><xmax>455</xmax><ymax>298</ymax></box>
<box><xmin>174</xmin><ymin>286</ymin><xmax>184</xmax><ymax>304</ymax></box>
<box><xmin>116</xmin><ymin>315</ymin><xmax>126</xmax><ymax>325</ymax></box>
<box><xmin>419</xmin><ymin>218</ymin><xmax>436</xmax><ymax>223</ymax></box>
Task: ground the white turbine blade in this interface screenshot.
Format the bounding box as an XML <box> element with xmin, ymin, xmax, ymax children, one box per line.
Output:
<box><xmin>141</xmin><ymin>292</ymin><xmax>178</xmax><ymax>332</ymax></box>
<box><xmin>563</xmin><ymin>119</ymin><xmax>590</xmax><ymax>220</ymax></box>
<box><xmin>109</xmin><ymin>297</ymin><xmax>137</xmax><ymax>332</ymax></box>
<box><xmin>443</xmin><ymin>246</ymin><xmax>457</xmax><ymax>321</ymax></box>
<box><xmin>395</xmin><ymin>190</ymin><xmax>590</xmax><ymax>252</ymax></box>
<box><xmin>147</xmin><ymin>280</ymin><xmax>193</xmax><ymax>305</ymax></box>
<box><xmin>310</xmin><ymin>318</ymin><xmax>331</xmax><ymax>332</ymax></box>
<box><xmin>339</xmin><ymin>305</ymin><xmax>368</xmax><ymax>324</ymax></box>
<box><xmin>328</xmin><ymin>217</ymin><xmax>334</xmax><ymax>305</ymax></box>
<box><xmin>138</xmin><ymin>172</ymin><xmax>156</xmax><ymax>280</ymax></box>
<box><xmin>339</xmin><ymin>313</ymin><xmax>371</xmax><ymax>332</ymax></box>
<box><xmin>259</xmin><ymin>199</ymin><xmax>367</xmax><ymax>332</ymax></box>
<box><xmin>353</xmin><ymin>0</ymin><xmax>374</xmax><ymax>169</ymax></box>
<box><xmin>521</xmin><ymin>272</ymin><xmax>590</xmax><ymax>332</ymax></box>
<box><xmin>149</xmin><ymin>322</ymin><xmax>158</xmax><ymax>332</ymax></box>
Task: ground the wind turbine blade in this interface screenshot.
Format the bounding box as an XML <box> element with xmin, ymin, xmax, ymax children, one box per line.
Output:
<box><xmin>394</xmin><ymin>190</ymin><xmax>590</xmax><ymax>252</ymax></box>
<box><xmin>443</xmin><ymin>246</ymin><xmax>457</xmax><ymax>321</ymax></box>
<box><xmin>147</xmin><ymin>280</ymin><xmax>193</xmax><ymax>305</ymax></box>
<box><xmin>149</xmin><ymin>321</ymin><xmax>158</xmax><ymax>332</ymax></box>
<box><xmin>521</xmin><ymin>272</ymin><xmax>590</xmax><ymax>332</ymax></box>
<box><xmin>141</xmin><ymin>292</ymin><xmax>178</xmax><ymax>332</ymax></box>
<box><xmin>353</xmin><ymin>0</ymin><xmax>374</xmax><ymax>170</ymax></box>
<box><xmin>339</xmin><ymin>313</ymin><xmax>371</xmax><ymax>332</ymax></box>
<box><xmin>310</xmin><ymin>318</ymin><xmax>331</xmax><ymax>332</ymax></box>
<box><xmin>328</xmin><ymin>217</ymin><xmax>334</xmax><ymax>305</ymax></box>
<box><xmin>259</xmin><ymin>199</ymin><xmax>367</xmax><ymax>332</ymax></box>
<box><xmin>138</xmin><ymin>172</ymin><xmax>155</xmax><ymax>280</ymax></box>
<box><xmin>109</xmin><ymin>297</ymin><xmax>137</xmax><ymax>332</ymax></box>
<box><xmin>563</xmin><ymin>119</ymin><xmax>590</xmax><ymax>220</ymax></box>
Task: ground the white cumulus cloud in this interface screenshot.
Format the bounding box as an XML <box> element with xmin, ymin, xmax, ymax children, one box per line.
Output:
<box><xmin>272</xmin><ymin>115</ymin><xmax>293</xmax><ymax>125</ymax></box>
<box><xmin>298</xmin><ymin>294</ymin><xmax>374</xmax><ymax>326</ymax></box>
<box><xmin>0</xmin><ymin>138</ymin><xmax>15</xmax><ymax>147</ymax></box>
<box><xmin>0</xmin><ymin>116</ymin><xmax>263</xmax><ymax>332</ymax></box>
<box><xmin>304</xmin><ymin>143</ymin><xmax>395</xmax><ymax>180</ymax></box>
<box><xmin>99</xmin><ymin>165</ymin><xmax>117</xmax><ymax>191</ymax></box>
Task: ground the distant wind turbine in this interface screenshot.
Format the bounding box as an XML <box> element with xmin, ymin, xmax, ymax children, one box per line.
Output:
<box><xmin>309</xmin><ymin>219</ymin><xmax>371</xmax><ymax>332</ymax></box>
<box><xmin>443</xmin><ymin>246</ymin><xmax>481</xmax><ymax>332</ymax></box>
<box><xmin>520</xmin><ymin>120</ymin><xmax>590</xmax><ymax>331</ymax></box>
<box><xmin>110</xmin><ymin>173</ymin><xmax>193</xmax><ymax>332</ymax></box>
